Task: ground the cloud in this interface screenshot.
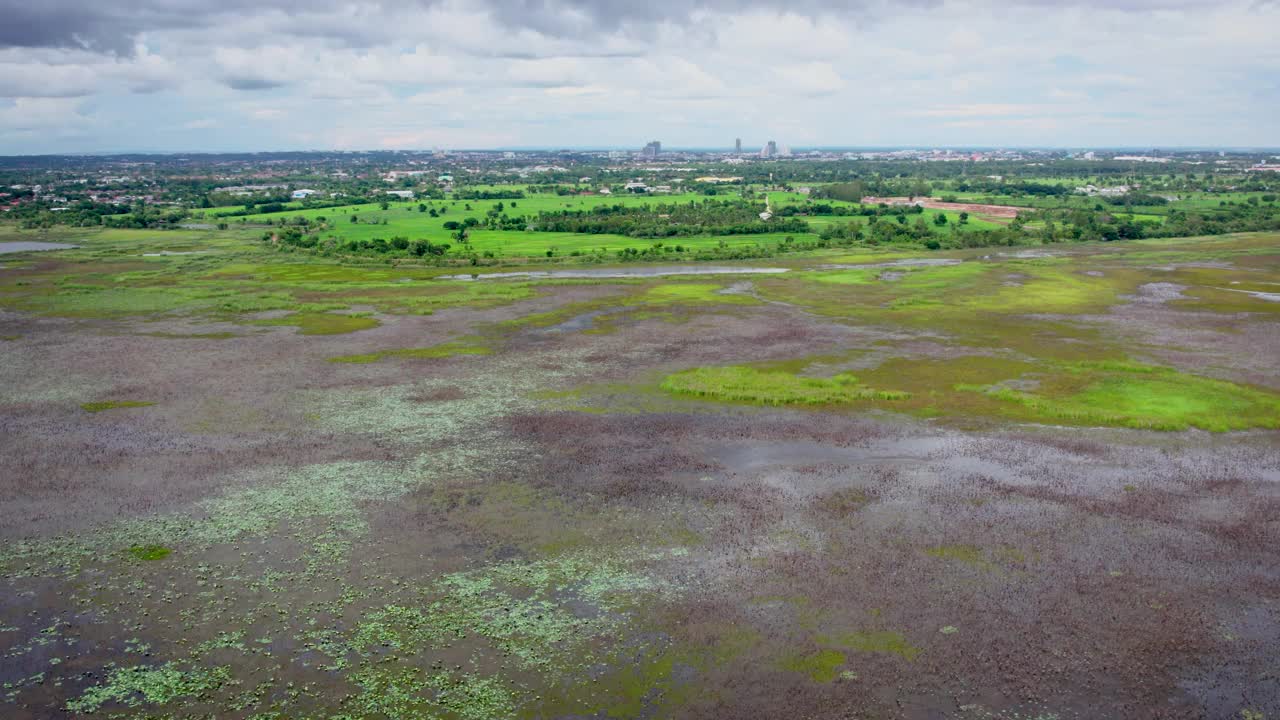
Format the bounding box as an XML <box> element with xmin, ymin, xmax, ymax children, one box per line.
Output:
<box><xmin>0</xmin><ymin>0</ymin><xmax>1275</xmax><ymax>151</ymax></box>
<box><xmin>0</xmin><ymin>96</ymin><xmax>89</xmax><ymax>131</ymax></box>
<box><xmin>772</xmin><ymin>62</ymin><xmax>846</xmax><ymax>97</ymax></box>
<box><xmin>911</xmin><ymin>104</ymin><xmax>1045</xmax><ymax>119</ymax></box>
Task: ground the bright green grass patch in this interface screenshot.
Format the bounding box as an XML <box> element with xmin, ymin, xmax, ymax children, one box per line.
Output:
<box><xmin>659</xmin><ymin>353</ymin><xmax>1279</xmax><ymax>432</ymax></box>
<box><xmin>127</xmin><ymin>544</ymin><xmax>172</xmax><ymax>561</ymax></box>
<box><xmin>328</xmin><ymin>339</ymin><xmax>491</xmax><ymax>364</ymax></box>
<box><xmin>252</xmin><ymin>312</ymin><xmax>380</xmax><ymax>335</ymax></box>
<box><xmin>640</xmin><ymin>282</ymin><xmax>759</xmax><ymax>305</ymax></box>
<box><xmin>960</xmin><ymin>362</ymin><xmax>1280</xmax><ymax>431</ymax></box>
<box><xmin>957</xmin><ymin>264</ymin><xmax>1126</xmax><ymax>314</ymax></box>
<box><xmin>780</xmin><ymin>648</ymin><xmax>847</xmax><ymax>683</ymax></box>
<box><xmin>81</xmin><ymin>400</ymin><xmax>155</xmax><ymax>413</ymax></box>
<box><xmin>811</xmin><ymin>268</ymin><xmax>880</xmax><ymax>285</ymax></box>
<box><xmin>661</xmin><ymin>366</ymin><xmax>910</xmax><ymax>406</ymax></box>
<box><xmin>4</xmin><ymin>286</ymin><xmax>210</xmax><ymax>318</ymax></box>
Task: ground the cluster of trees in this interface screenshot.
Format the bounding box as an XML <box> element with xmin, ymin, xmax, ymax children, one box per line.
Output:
<box><xmin>11</xmin><ymin>200</ymin><xmax>134</xmax><ymax>229</ymax></box>
<box><xmin>950</xmin><ymin>179</ymin><xmax>1072</xmax><ymax>197</ymax></box>
<box><xmin>267</xmin><ymin>227</ymin><xmax>452</xmax><ymax>257</ymax></box>
<box><xmin>775</xmin><ymin>202</ymin><xmax>937</xmax><ymax>221</ymax></box>
<box><xmin>812</xmin><ymin>179</ymin><xmax>933</xmax><ymax>202</ymax></box>
<box><xmin>530</xmin><ymin>200</ymin><xmax>809</xmax><ymax>238</ymax></box>
<box><xmin>101</xmin><ymin>204</ymin><xmax>191</xmax><ymax>229</ymax></box>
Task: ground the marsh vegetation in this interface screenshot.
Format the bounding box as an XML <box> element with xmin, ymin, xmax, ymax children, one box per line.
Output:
<box><xmin>0</xmin><ymin>223</ymin><xmax>1277</xmax><ymax>719</ymax></box>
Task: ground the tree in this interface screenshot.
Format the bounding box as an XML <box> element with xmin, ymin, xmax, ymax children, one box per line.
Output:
<box><xmin>933</xmin><ymin>213</ymin><xmax>948</xmax><ymax>227</ymax></box>
<box><xmin>958</xmin><ymin>212</ymin><xmax>969</xmax><ymax>225</ymax></box>
<box><xmin>380</xmin><ymin>201</ymin><xmax>390</xmax><ymax>211</ymax></box>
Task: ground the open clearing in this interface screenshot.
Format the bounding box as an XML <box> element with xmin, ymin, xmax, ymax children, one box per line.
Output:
<box><xmin>1</xmin><ymin>228</ymin><xmax>1278</xmax><ymax>719</ymax></box>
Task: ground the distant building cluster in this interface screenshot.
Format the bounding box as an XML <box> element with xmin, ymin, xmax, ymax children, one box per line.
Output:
<box><xmin>642</xmin><ymin>141</ymin><xmax>661</xmax><ymax>159</ymax></box>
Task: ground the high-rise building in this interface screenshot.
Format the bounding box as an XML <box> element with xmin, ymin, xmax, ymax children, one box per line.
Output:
<box><xmin>735</xmin><ymin>138</ymin><xmax>742</xmax><ymax>154</ymax></box>
<box><xmin>761</xmin><ymin>140</ymin><xmax>778</xmax><ymax>158</ymax></box>
<box><xmin>642</xmin><ymin>141</ymin><xmax>661</xmax><ymax>159</ymax></box>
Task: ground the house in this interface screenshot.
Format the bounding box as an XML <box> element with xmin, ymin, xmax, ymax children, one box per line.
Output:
<box><xmin>291</xmin><ymin>189</ymin><xmax>317</xmax><ymax>200</ymax></box>
<box><xmin>598</xmin><ymin>187</ymin><xmax>613</xmax><ymax>195</ymax></box>
<box><xmin>624</xmin><ymin>182</ymin><xmax>649</xmax><ymax>193</ymax></box>
<box><xmin>386</xmin><ymin>190</ymin><xmax>415</xmax><ymax>200</ymax></box>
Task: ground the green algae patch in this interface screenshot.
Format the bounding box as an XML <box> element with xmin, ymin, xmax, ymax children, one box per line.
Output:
<box><xmin>127</xmin><ymin>544</ymin><xmax>172</xmax><ymax>561</ymax></box>
<box><xmin>780</xmin><ymin>648</ymin><xmax>847</xmax><ymax>683</ymax></box>
<box><xmin>67</xmin><ymin>663</ymin><xmax>231</xmax><ymax>713</ymax></box>
<box><xmin>81</xmin><ymin>400</ymin><xmax>154</xmax><ymax>413</ymax></box>
<box><xmin>832</xmin><ymin>630</ymin><xmax>921</xmax><ymax>661</ymax></box>
<box><xmin>959</xmin><ymin>362</ymin><xmax>1280</xmax><ymax>432</ymax></box>
<box><xmin>252</xmin><ymin>311</ymin><xmax>380</xmax><ymax>335</ymax></box>
<box><xmin>349</xmin><ymin>667</ymin><xmax>517</xmax><ymax>720</ymax></box>
<box><xmin>661</xmin><ymin>366</ymin><xmax>910</xmax><ymax>406</ymax></box>
<box><xmin>329</xmin><ymin>338</ymin><xmax>491</xmax><ymax>364</ymax></box>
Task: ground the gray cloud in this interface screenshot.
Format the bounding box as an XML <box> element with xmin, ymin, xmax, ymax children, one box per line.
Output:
<box><xmin>223</xmin><ymin>75</ymin><xmax>288</xmax><ymax>91</ymax></box>
<box><xmin>0</xmin><ymin>0</ymin><xmax>931</xmax><ymax>54</ymax></box>
<box><xmin>0</xmin><ymin>0</ymin><xmax>1240</xmax><ymax>56</ymax></box>
<box><xmin>0</xmin><ymin>0</ymin><xmax>325</xmax><ymax>54</ymax></box>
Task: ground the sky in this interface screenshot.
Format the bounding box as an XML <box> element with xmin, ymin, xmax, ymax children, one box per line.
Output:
<box><xmin>0</xmin><ymin>0</ymin><xmax>1276</xmax><ymax>154</ymax></box>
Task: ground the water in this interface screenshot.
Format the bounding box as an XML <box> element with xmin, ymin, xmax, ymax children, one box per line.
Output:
<box><xmin>0</xmin><ymin>242</ymin><xmax>77</xmax><ymax>255</ymax></box>
<box><xmin>1218</xmin><ymin>287</ymin><xmax>1280</xmax><ymax>302</ymax></box>
<box><xmin>442</xmin><ymin>265</ymin><xmax>789</xmax><ymax>281</ymax></box>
